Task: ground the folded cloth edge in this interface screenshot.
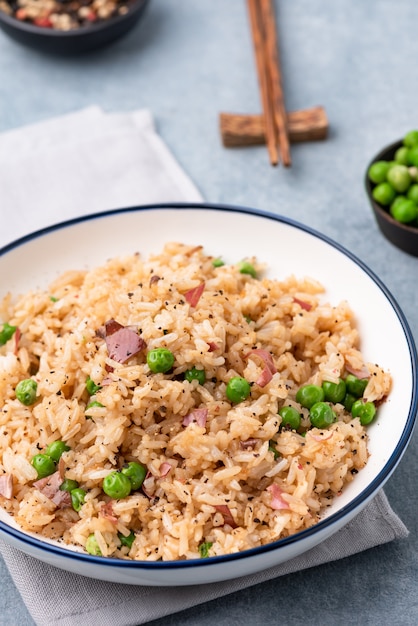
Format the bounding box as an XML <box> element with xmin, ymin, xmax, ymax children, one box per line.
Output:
<box><xmin>0</xmin><ymin>490</ymin><xmax>409</xmax><ymax>626</ymax></box>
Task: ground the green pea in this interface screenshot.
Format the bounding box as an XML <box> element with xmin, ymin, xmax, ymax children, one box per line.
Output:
<box><xmin>372</xmin><ymin>182</ymin><xmax>396</xmax><ymax>206</ymax></box>
<box><xmin>31</xmin><ymin>454</ymin><xmax>56</xmax><ymax>479</ymax></box>
<box><xmin>407</xmin><ymin>184</ymin><xmax>418</xmax><ymax>204</ymax></box>
<box><xmin>0</xmin><ymin>322</ymin><xmax>17</xmax><ymax>346</ymax></box>
<box><xmin>59</xmin><ymin>478</ymin><xmax>79</xmax><ymax>493</ymax></box>
<box><xmin>390</xmin><ymin>195</ymin><xmax>407</xmax><ymax>214</ymax></box>
<box><xmin>237</xmin><ymin>260</ymin><xmax>257</xmax><ymax>278</ymax></box>
<box><xmin>309</xmin><ymin>402</ymin><xmax>336</xmax><ymax>429</ymax></box>
<box><xmin>146</xmin><ymin>348</ymin><xmax>175</xmax><ymax>373</ymax></box>
<box><xmin>118</xmin><ymin>531</ymin><xmax>135</xmax><ymax>549</ymax></box>
<box><xmin>45</xmin><ymin>440</ymin><xmax>70</xmax><ymax>462</ymax></box>
<box><xmin>268</xmin><ymin>441</ymin><xmax>280</xmax><ymax>460</ymax></box>
<box><xmin>102</xmin><ymin>471</ymin><xmax>132</xmax><ymax>499</ymax></box>
<box><xmin>322</xmin><ymin>379</ymin><xmax>346</xmax><ymax>404</ymax></box>
<box><xmin>279</xmin><ymin>406</ymin><xmax>301</xmax><ymax>430</ymax></box>
<box><xmin>404</xmin><ymin>130</ymin><xmax>418</xmax><ymax>147</ymax></box>
<box><xmin>345</xmin><ymin>374</ymin><xmax>368</xmax><ymax>398</ymax></box>
<box><xmin>71</xmin><ymin>488</ymin><xmax>86</xmax><ymax>512</ymax></box>
<box><xmin>407</xmin><ymin>145</ymin><xmax>418</xmax><ymax>167</ymax></box>
<box><xmin>296</xmin><ymin>384</ymin><xmax>324</xmax><ymax>409</ymax></box>
<box><xmin>15</xmin><ymin>378</ymin><xmax>38</xmax><ymax>406</ymax></box>
<box><xmin>121</xmin><ymin>461</ymin><xmax>147</xmax><ymax>490</ymax></box>
<box><xmin>198</xmin><ymin>541</ymin><xmax>213</xmax><ymax>558</ymax></box>
<box><xmin>86</xmin><ymin>376</ymin><xmax>101</xmax><ymax>395</ymax></box>
<box><xmin>85</xmin><ymin>534</ymin><xmax>102</xmax><ymax>556</ymax></box>
<box><xmin>368</xmin><ymin>161</ymin><xmax>390</xmax><ymax>184</ymax></box>
<box><xmin>86</xmin><ymin>400</ymin><xmax>104</xmax><ymax>418</ymax></box>
<box><xmin>184</xmin><ymin>367</ymin><xmax>206</xmax><ymax>385</ymax></box>
<box><xmin>390</xmin><ymin>198</ymin><xmax>417</xmax><ymax>223</ymax></box>
<box><xmin>351</xmin><ymin>399</ymin><xmax>376</xmax><ymax>425</ymax></box>
<box><xmin>212</xmin><ymin>258</ymin><xmax>225</xmax><ymax>268</ymax></box>
<box><xmin>226</xmin><ymin>376</ymin><xmax>251</xmax><ymax>403</ymax></box>
<box><xmin>343</xmin><ymin>392</ymin><xmax>356</xmax><ymax>412</ymax></box>
<box><xmin>386</xmin><ymin>164</ymin><xmax>411</xmax><ymax>193</ymax></box>
<box><xmin>394</xmin><ymin>146</ymin><xmax>410</xmax><ymax>165</ymax></box>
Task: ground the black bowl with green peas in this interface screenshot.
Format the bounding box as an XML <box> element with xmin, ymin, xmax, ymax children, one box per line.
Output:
<box><xmin>365</xmin><ymin>132</ymin><xmax>418</xmax><ymax>257</ymax></box>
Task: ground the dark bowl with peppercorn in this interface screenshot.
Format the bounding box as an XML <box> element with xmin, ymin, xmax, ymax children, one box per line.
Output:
<box><xmin>365</xmin><ymin>137</ymin><xmax>418</xmax><ymax>257</ymax></box>
<box><xmin>0</xmin><ymin>0</ymin><xmax>149</xmax><ymax>54</ymax></box>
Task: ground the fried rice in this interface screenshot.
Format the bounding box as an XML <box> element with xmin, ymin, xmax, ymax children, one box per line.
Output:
<box><xmin>0</xmin><ymin>242</ymin><xmax>392</xmax><ymax>560</ymax></box>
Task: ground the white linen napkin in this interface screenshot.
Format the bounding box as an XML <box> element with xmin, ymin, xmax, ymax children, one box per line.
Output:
<box><xmin>0</xmin><ymin>492</ymin><xmax>408</xmax><ymax>626</ymax></box>
<box><xmin>0</xmin><ymin>108</ymin><xmax>409</xmax><ymax>626</ymax></box>
<box><xmin>0</xmin><ymin>106</ymin><xmax>202</xmax><ymax>248</ymax></box>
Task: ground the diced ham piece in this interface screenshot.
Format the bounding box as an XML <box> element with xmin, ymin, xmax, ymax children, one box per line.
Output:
<box><xmin>266</xmin><ymin>483</ymin><xmax>289</xmax><ymax>510</ymax></box>
<box><xmin>207</xmin><ymin>341</ymin><xmax>220</xmax><ymax>352</ymax></box>
<box><xmin>182</xmin><ymin>408</ymin><xmax>208</xmax><ymax>427</ymax></box>
<box><xmin>51</xmin><ymin>489</ymin><xmax>72</xmax><ymax>508</ymax></box>
<box><xmin>149</xmin><ymin>275</ymin><xmax>160</xmax><ymax>286</ymax></box>
<box><xmin>345</xmin><ymin>363</ymin><xmax>370</xmax><ymax>379</ymax></box>
<box><xmin>159</xmin><ymin>462</ymin><xmax>172</xmax><ymax>477</ymax></box>
<box><xmin>293</xmin><ymin>297</ymin><xmax>312</xmax><ymax>311</ymax></box>
<box><xmin>14</xmin><ymin>327</ymin><xmax>21</xmax><ymax>355</ymax></box>
<box><xmin>245</xmin><ymin>349</ymin><xmax>277</xmax><ymax>374</ymax></box>
<box><xmin>100</xmin><ymin>501</ymin><xmax>118</xmax><ymax>524</ymax></box>
<box><xmin>142</xmin><ymin>464</ymin><xmax>172</xmax><ymax>498</ymax></box>
<box><xmin>240</xmin><ymin>438</ymin><xmax>260</xmax><ymax>449</ymax></box>
<box><xmin>214</xmin><ymin>504</ymin><xmax>238</xmax><ymax>528</ymax></box>
<box><xmin>58</xmin><ymin>456</ymin><xmax>66</xmax><ymax>480</ymax></box>
<box><xmin>142</xmin><ymin>471</ymin><xmax>156</xmax><ymax>498</ymax></box>
<box><xmin>245</xmin><ymin>348</ymin><xmax>277</xmax><ymax>388</ymax></box>
<box><xmin>104</xmin><ymin>319</ymin><xmax>124</xmax><ymax>336</ymax></box>
<box><xmin>0</xmin><ymin>474</ymin><xmax>13</xmax><ymax>499</ymax></box>
<box><xmin>184</xmin><ymin>282</ymin><xmax>205</xmax><ymax>307</ymax></box>
<box><xmin>309</xmin><ymin>431</ymin><xmax>334</xmax><ymax>442</ymax></box>
<box><xmin>33</xmin><ymin>471</ymin><xmax>71</xmax><ymax>508</ymax></box>
<box><xmin>100</xmin><ymin>319</ymin><xmax>147</xmax><ymax>364</ymax></box>
<box><xmin>256</xmin><ymin>366</ymin><xmax>273</xmax><ymax>388</ymax></box>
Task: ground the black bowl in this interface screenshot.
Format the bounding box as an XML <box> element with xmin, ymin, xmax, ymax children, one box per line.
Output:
<box><xmin>365</xmin><ymin>139</ymin><xmax>418</xmax><ymax>257</ymax></box>
<box><xmin>0</xmin><ymin>0</ymin><xmax>149</xmax><ymax>54</ymax></box>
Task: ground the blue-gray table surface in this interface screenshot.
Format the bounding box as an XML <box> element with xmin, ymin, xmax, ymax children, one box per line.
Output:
<box><xmin>0</xmin><ymin>1</ymin><xmax>417</xmax><ymax>624</ymax></box>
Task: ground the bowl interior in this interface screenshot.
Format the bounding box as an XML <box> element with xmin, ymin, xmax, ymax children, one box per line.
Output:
<box><xmin>0</xmin><ymin>204</ymin><xmax>416</xmax><ymax>572</ymax></box>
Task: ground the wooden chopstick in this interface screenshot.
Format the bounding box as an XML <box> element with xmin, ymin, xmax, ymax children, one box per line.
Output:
<box><xmin>247</xmin><ymin>0</ymin><xmax>279</xmax><ymax>166</ymax></box>
<box><xmin>219</xmin><ymin>106</ymin><xmax>328</xmax><ymax>147</ymax></box>
<box><xmin>247</xmin><ymin>0</ymin><xmax>291</xmax><ymax>166</ymax></box>
<box><xmin>259</xmin><ymin>0</ymin><xmax>291</xmax><ymax>166</ymax></box>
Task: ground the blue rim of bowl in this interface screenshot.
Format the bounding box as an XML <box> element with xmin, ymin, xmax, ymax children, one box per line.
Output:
<box><xmin>0</xmin><ymin>0</ymin><xmax>148</xmax><ymax>39</ymax></box>
<box><xmin>0</xmin><ymin>202</ymin><xmax>417</xmax><ymax>571</ymax></box>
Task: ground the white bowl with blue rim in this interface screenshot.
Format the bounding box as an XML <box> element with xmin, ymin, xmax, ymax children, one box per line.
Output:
<box><xmin>0</xmin><ymin>203</ymin><xmax>416</xmax><ymax>585</ymax></box>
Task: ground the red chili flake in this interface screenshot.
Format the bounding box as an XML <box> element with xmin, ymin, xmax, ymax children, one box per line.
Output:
<box><xmin>34</xmin><ymin>17</ymin><xmax>53</xmax><ymax>27</ymax></box>
<box><xmin>15</xmin><ymin>8</ymin><xmax>27</xmax><ymax>19</ymax></box>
